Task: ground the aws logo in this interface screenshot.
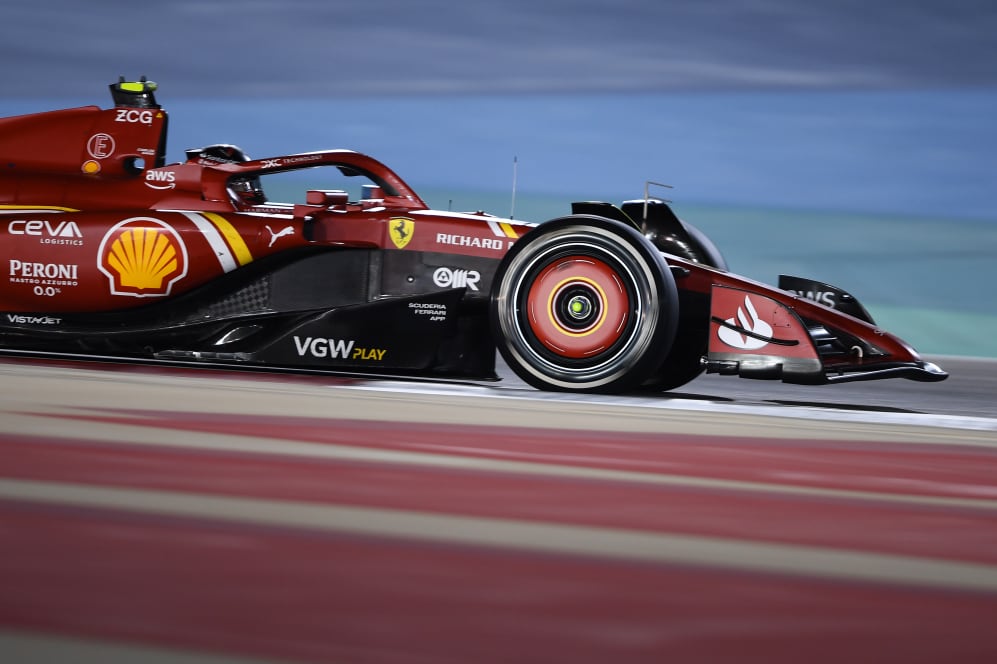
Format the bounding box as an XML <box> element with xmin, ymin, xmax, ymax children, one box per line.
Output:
<box><xmin>97</xmin><ymin>217</ymin><xmax>188</xmax><ymax>297</ymax></box>
<box><xmin>144</xmin><ymin>170</ymin><xmax>176</xmax><ymax>190</ymax></box>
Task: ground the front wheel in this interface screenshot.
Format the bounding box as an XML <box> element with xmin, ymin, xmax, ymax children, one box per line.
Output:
<box><xmin>490</xmin><ymin>216</ymin><xmax>679</xmax><ymax>393</ymax></box>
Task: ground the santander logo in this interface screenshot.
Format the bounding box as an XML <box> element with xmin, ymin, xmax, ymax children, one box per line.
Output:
<box><xmin>717</xmin><ymin>295</ymin><xmax>773</xmax><ymax>351</ymax></box>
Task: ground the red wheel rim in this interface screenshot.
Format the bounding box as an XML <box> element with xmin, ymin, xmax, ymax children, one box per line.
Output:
<box><xmin>526</xmin><ymin>255</ymin><xmax>631</xmax><ymax>358</ymax></box>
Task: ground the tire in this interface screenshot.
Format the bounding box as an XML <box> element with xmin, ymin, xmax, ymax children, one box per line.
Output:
<box><xmin>640</xmin><ymin>222</ymin><xmax>724</xmax><ymax>392</ymax></box>
<box><xmin>641</xmin><ymin>321</ymin><xmax>707</xmax><ymax>391</ymax></box>
<box><xmin>490</xmin><ymin>215</ymin><xmax>678</xmax><ymax>393</ymax></box>
<box><xmin>682</xmin><ymin>220</ymin><xmax>728</xmax><ymax>271</ymax></box>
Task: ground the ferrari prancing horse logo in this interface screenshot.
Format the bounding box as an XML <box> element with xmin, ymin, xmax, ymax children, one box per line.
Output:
<box><xmin>389</xmin><ymin>217</ymin><xmax>414</xmax><ymax>249</ymax></box>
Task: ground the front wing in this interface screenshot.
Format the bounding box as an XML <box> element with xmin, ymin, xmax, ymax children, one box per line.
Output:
<box><xmin>705</xmin><ymin>284</ymin><xmax>946</xmax><ymax>384</ymax></box>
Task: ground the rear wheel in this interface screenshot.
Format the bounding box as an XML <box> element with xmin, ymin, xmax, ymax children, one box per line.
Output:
<box><xmin>490</xmin><ymin>216</ymin><xmax>678</xmax><ymax>393</ymax></box>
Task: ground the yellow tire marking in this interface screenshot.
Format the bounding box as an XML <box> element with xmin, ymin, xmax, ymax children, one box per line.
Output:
<box><xmin>547</xmin><ymin>276</ymin><xmax>609</xmax><ymax>338</ymax></box>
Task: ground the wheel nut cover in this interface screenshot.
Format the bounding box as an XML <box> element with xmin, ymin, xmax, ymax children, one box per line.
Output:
<box><xmin>526</xmin><ymin>255</ymin><xmax>630</xmax><ymax>358</ymax></box>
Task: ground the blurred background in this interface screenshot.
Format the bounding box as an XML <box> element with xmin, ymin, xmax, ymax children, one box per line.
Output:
<box><xmin>2</xmin><ymin>0</ymin><xmax>995</xmax><ymax>356</ymax></box>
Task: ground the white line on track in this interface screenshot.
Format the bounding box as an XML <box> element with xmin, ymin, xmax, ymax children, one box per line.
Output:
<box><xmin>4</xmin><ymin>411</ymin><xmax>997</xmax><ymax>511</ymax></box>
<box><xmin>3</xmin><ymin>361</ymin><xmax>997</xmax><ymax>447</ymax></box>
<box><xmin>349</xmin><ymin>379</ymin><xmax>997</xmax><ymax>434</ymax></box>
<box><xmin>4</xmin><ymin>477</ymin><xmax>997</xmax><ymax>595</ymax></box>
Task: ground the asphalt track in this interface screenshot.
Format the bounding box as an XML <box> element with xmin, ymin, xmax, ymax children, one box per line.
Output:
<box><xmin>1</xmin><ymin>354</ymin><xmax>996</xmax><ymax>663</ymax></box>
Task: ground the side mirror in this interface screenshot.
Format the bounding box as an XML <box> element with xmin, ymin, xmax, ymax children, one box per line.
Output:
<box><xmin>306</xmin><ymin>189</ymin><xmax>349</xmax><ymax>208</ymax></box>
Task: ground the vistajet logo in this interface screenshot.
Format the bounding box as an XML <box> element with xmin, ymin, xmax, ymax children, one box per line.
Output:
<box><xmin>7</xmin><ymin>314</ymin><xmax>61</xmax><ymax>325</ymax></box>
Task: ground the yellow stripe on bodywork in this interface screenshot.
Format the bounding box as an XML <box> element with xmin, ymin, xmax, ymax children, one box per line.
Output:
<box><xmin>202</xmin><ymin>212</ymin><xmax>253</xmax><ymax>266</ymax></box>
<box><xmin>499</xmin><ymin>222</ymin><xmax>520</xmax><ymax>239</ymax></box>
<box><xmin>0</xmin><ymin>205</ymin><xmax>79</xmax><ymax>213</ymax></box>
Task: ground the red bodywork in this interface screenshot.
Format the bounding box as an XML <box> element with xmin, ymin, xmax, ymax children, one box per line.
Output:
<box><xmin>0</xmin><ymin>100</ymin><xmax>528</xmax><ymax>313</ymax></box>
<box><xmin>0</xmin><ymin>80</ymin><xmax>945</xmax><ymax>387</ymax></box>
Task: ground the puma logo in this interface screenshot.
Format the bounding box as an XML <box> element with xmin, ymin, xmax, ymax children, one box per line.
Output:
<box><xmin>266</xmin><ymin>225</ymin><xmax>294</xmax><ymax>248</ymax></box>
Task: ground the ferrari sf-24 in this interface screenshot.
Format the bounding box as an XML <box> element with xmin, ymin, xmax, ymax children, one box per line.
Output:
<box><xmin>0</xmin><ymin>78</ymin><xmax>946</xmax><ymax>393</ymax></box>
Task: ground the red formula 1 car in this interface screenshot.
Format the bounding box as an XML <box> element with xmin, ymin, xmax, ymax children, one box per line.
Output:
<box><xmin>0</xmin><ymin>78</ymin><xmax>946</xmax><ymax>393</ymax></box>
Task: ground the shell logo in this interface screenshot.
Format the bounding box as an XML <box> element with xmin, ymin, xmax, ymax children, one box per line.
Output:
<box><xmin>97</xmin><ymin>217</ymin><xmax>188</xmax><ymax>297</ymax></box>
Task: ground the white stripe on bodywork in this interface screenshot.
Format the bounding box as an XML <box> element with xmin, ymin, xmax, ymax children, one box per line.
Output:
<box><xmin>178</xmin><ymin>211</ymin><xmax>238</xmax><ymax>273</ymax></box>
<box><xmin>486</xmin><ymin>219</ymin><xmax>506</xmax><ymax>237</ymax></box>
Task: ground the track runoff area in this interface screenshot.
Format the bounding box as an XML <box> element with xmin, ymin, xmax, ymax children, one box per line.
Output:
<box><xmin>1</xmin><ymin>355</ymin><xmax>996</xmax><ymax>663</ymax></box>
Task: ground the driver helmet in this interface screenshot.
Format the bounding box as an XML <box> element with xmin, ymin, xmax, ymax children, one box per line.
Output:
<box><xmin>185</xmin><ymin>143</ymin><xmax>266</xmax><ymax>204</ymax></box>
